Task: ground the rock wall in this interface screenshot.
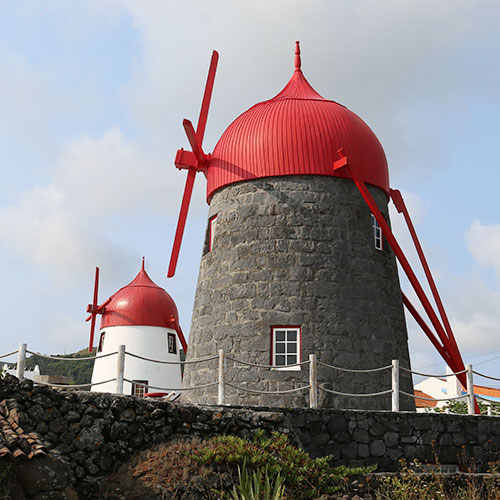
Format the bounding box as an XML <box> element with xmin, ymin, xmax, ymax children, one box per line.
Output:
<box><xmin>2</xmin><ymin>375</ymin><xmax>499</xmax><ymax>498</ymax></box>
<box><xmin>184</xmin><ymin>176</ymin><xmax>414</xmax><ymax>410</ymax></box>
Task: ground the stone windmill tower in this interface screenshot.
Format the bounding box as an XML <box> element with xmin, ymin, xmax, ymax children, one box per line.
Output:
<box><xmin>168</xmin><ymin>43</ymin><xmax>470</xmax><ymax>411</ymax></box>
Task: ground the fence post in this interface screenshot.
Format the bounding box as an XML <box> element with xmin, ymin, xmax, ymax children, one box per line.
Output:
<box><xmin>218</xmin><ymin>349</ymin><xmax>225</xmax><ymax>406</ymax></box>
<box><xmin>16</xmin><ymin>343</ymin><xmax>27</xmax><ymax>381</ymax></box>
<box><xmin>116</xmin><ymin>345</ymin><xmax>125</xmax><ymax>395</ymax></box>
<box><xmin>391</xmin><ymin>359</ymin><xmax>400</xmax><ymax>412</ymax></box>
<box><xmin>466</xmin><ymin>364</ymin><xmax>475</xmax><ymax>415</ymax></box>
<box><xmin>309</xmin><ymin>354</ymin><xmax>318</xmax><ymax>409</ymax></box>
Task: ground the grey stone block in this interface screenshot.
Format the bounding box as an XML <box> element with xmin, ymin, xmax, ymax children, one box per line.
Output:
<box><xmin>370</xmin><ymin>440</ymin><xmax>387</xmax><ymax>457</ymax></box>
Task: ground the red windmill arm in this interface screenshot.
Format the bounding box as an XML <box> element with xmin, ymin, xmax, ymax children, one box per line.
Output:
<box><xmin>86</xmin><ymin>267</ymin><xmax>100</xmax><ymax>353</ymax></box>
<box><xmin>85</xmin><ymin>267</ymin><xmax>112</xmax><ymax>353</ymax></box>
<box><xmin>167</xmin><ymin>50</ymin><xmax>219</xmax><ymax>278</ymax></box>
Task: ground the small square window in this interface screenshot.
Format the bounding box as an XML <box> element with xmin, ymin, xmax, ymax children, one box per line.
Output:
<box><xmin>276</xmin><ymin>343</ymin><xmax>285</xmax><ymax>353</ymax></box>
<box><xmin>276</xmin><ymin>355</ymin><xmax>286</xmax><ymax>366</ymax></box>
<box><xmin>168</xmin><ymin>332</ymin><xmax>177</xmax><ymax>354</ymax></box>
<box><xmin>132</xmin><ymin>380</ymin><xmax>148</xmax><ymax>398</ymax></box>
<box><xmin>271</xmin><ymin>326</ymin><xmax>301</xmax><ymax>370</ymax></box>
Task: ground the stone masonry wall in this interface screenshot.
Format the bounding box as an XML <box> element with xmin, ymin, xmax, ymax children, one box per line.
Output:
<box><xmin>2</xmin><ymin>376</ymin><xmax>499</xmax><ymax>499</ymax></box>
<box><xmin>184</xmin><ymin>175</ymin><xmax>414</xmax><ymax>410</ymax></box>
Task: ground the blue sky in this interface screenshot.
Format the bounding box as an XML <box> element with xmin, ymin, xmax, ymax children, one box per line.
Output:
<box><xmin>1</xmin><ymin>0</ymin><xmax>500</xmax><ymax>384</ymax></box>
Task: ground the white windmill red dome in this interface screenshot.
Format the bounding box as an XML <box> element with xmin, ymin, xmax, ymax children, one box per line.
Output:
<box><xmin>206</xmin><ymin>41</ymin><xmax>389</xmax><ymax>201</ymax></box>
<box><xmin>86</xmin><ymin>258</ymin><xmax>187</xmax><ymax>352</ymax></box>
<box><xmin>101</xmin><ymin>259</ymin><xmax>179</xmax><ymax>329</ymax></box>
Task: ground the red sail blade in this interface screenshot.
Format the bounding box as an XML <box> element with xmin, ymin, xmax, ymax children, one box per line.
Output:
<box><xmin>89</xmin><ymin>313</ymin><xmax>97</xmax><ymax>354</ymax></box>
<box><xmin>167</xmin><ymin>169</ymin><xmax>196</xmax><ymax>277</ymax></box>
<box><xmin>196</xmin><ymin>50</ymin><xmax>219</xmax><ymax>143</ymax></box>
<box><xmin>88</xmin><ymin>267</ymin><xmax>99</xmax><ymax>352</ymax></box>
<box><xmin>183</xmin><ymin>119</ymin><xmax>207</xmax><ymax>165</ymax></box>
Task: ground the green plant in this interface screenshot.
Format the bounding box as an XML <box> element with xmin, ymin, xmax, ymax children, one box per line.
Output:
<box><xmin>228</xmin><ymin>462</ymin><xmax>285</xmax><ymax>500</ymax></box>
<box><xmin>376</xmin><ymin>459</ymin><xmax>447</xmax><ymax>500</ymax></box>
<box><xmin>431</xmin><ymin>400</ymin><xmax>500</xmax><ymax>415</ymax></box>
<box><xmin>191</xmin><ymin>431</ymin><xmax>375</xmax><ymax>499</ymax></box>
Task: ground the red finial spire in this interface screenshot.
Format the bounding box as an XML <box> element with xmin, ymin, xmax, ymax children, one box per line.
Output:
<box><xmin>141</xmin><ymin>256</ymin><xmax>145</xmax><ymax>271</ymax></box>
<box><xmin>294</xmin><ymin>41</ymin><xmax>301</xmax><ymax>71</ymax></box>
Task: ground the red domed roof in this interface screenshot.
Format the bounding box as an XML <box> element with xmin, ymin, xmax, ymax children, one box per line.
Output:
<box><xmin>101</xmin><ymin>260</ymin><xmax>179</xmax><ymax>331</ymax></box>
<box><xmin>206</xmin><ymin>43</ymin><xmax>388</xmax><ymax>200</ymax></box>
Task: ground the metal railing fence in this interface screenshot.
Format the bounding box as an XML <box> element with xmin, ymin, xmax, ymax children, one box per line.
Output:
<box><xmin>2</xmin><ymin>343</ymin><xmax>500</xmax><ymax>415</ymax></box>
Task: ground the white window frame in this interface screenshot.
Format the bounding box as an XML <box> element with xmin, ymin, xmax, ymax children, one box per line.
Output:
<box><xmin>209</xmin><ymin>215</ymin><xmax>217</xmax><ymax>251</ymax></box>
<box><xmin>132</xmin><ymin>380</ymin><xmax>148</xmax><ymax>398</ymax></box>
<box><xmin>97</xmin><ymin>331</ymin><xmax>105</xmax><ymax>353</ymax></box>
<box><xmin>167</xmin><ymin>332</ymin><xmax>177</xmax><ymax>354</ymax></box>
<box><xmin>271</xmin><ymin>326</ymin><xmax>301</xmax><ymax>371</ymax></box>
<box><xmin>371</xmin><ymin>214</ymin><xmax>383</xmax><ymax>250</ymax></box>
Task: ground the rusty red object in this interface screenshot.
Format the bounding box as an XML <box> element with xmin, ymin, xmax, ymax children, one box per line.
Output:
<box><xmin>206</xmin><ymin>41</ymin><xmax>388</xmax><ymax>201</ymax></box>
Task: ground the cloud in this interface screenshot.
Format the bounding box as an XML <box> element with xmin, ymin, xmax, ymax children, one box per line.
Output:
<box><xmin>465</xmin><ymin>221</ymin><xmax>500</xmax><ymax>280</ymax></box>
<box><xmin>0</xmin><ymin>183</ymin><xmax>134</xmax><ymax>286</ymax></box>
<box><xmin>113</xmin><ymin>0</ymin><xmax>500</xmax><ymax>180</ymax></box>
<box><xmin>55</xmin><ymin>126</ymin><xmax>195</xmax><ymax>217</ymax></box>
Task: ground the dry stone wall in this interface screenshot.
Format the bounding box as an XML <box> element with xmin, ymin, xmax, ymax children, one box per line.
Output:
<box><xmin>1</xmin><ymin>375</ymin><xmax>499</xmax><ymax>499</ymax></box>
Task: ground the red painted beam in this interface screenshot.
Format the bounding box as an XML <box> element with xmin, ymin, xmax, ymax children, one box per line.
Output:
<box><xmin>196</xmin><ymin>50</ymin><xmax>219</xmax><ymax>144</ymax></box>
<box><xmin>402</xmin><ymin>292</ymin><xmax>451</xmax><ymax>366</ymax></box>
<box><xmin>167</xmin><ymin>51</ymin><xmax>219</xmax><ymax>278</ymax></box>
<box><xmin>88</xmin><ymin>267</ymin><xmax>99</xmax><ymax>353</ymax></box>
<box><xmin>167</xmin><ymin>168</ymin><xmax>196</xmax><ymax>278</ymax></box>
<box><xmin>390</xmin><ymin>189</ymin><xmax>461</xmax><ymax>358</ymax></box>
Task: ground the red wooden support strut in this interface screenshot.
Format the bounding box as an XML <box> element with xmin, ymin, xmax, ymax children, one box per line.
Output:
<box><xmin>402</xmin><ymin>292</ymin><xmax>452</xmax><ymax>366</ymax></box>
<box><xmin>334</xmin><ymin>153</ymin><xmax>479</xmax><ymax>413</ymax></box>
<box><xmin>390</xmin><ymin>189</ymin><xmax>461</xmax><ymax>358</ymax></box>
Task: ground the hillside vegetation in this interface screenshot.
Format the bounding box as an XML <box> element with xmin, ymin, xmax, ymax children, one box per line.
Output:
<box><xmin>23</xmin><ymin>347</ymin><xmax>94</xmax><ymax>386</ymax></box>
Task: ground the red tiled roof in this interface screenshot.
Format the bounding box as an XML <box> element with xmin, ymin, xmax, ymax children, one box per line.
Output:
<box><xmin>414</xmin><ymin>389</ymin><xmax>437</xmax><ymax>408</ymax></box>
<box><xmin>0</xmin><ymin>400</ymin><xmax>47</xmax><ymax>460</ymax></box>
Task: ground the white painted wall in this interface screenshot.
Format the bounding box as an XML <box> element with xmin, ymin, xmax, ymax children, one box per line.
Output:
<box><xmin>91</xmin><ymin>325</ymin><xmax>182</xmax><ymax>396</ymax></box>
<box><xmin>3</xmin><ymin>364</ymin><xmax>40</xmax><ymax>380</ymax></box>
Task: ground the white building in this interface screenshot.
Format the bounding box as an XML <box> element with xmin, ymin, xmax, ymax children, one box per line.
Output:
<box><xmin>3</xmin><ymin>364</ymin><xmax>40</xmax><ymax>381</ymax></box>
<box><xmin>414</xmin><ymin>366</ymin><xmax>500</xmax><ymax>412</ymax></box>
<box><xmin>90</xmin><ymin>259</ymin><xmax>187</xmax><ymax>397</ymax></box>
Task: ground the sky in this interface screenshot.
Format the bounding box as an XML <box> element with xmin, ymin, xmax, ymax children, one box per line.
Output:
<box><xmin>1</xmin><ymin>0</ymin><xmax>500</xmax><ymax>386</ymax></box>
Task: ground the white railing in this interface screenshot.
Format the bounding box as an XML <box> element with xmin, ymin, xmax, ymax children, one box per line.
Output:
<box><xmin>2</xmin><ymin>343</ymin><xmax>500</xmax><ymax>414</ymax></box>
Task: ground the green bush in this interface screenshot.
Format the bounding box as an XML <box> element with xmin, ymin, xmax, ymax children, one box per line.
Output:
<box><xmin>191</xmin><ymin>430</ymin><xmax>375</xmax><ymax>499</ymax></box>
